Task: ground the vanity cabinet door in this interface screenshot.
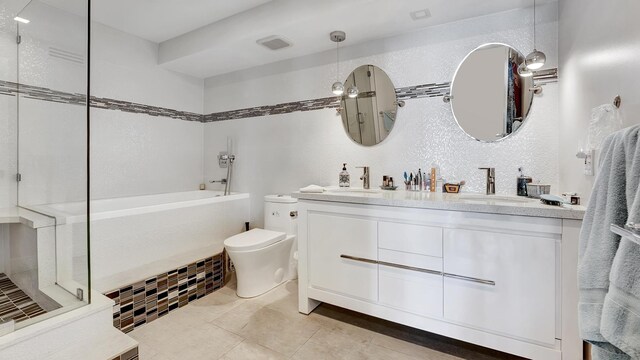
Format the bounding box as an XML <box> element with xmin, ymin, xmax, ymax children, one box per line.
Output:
<box><xmin>308</xmin><ymin>213</ymin><xmax>378</xmax><ymax>302</ymax></box>
<box><xmin>443</xmin><ymin>228</ymin><xmax>557</xmax><ymax>345</ymax></box>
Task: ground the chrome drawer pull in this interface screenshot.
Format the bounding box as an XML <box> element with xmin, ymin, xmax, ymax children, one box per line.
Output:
<box><xmin>340</xmin><ymin>255</ymin><xmax>442</xmax><ymax>276</ymax></box>
<box><xmin>443</xmin><ymin>273</ymin><xmax>496</xmax><ymax>286</ymax></box>
<box><xmin>340</xmin><ymin>254</ymin><xmax>378</xmax><ymax>265</ymax></box>
<box><xmin>378</xmin><ymin>260</ymin><xmax>442</xmax><ymax>276</ymax></box>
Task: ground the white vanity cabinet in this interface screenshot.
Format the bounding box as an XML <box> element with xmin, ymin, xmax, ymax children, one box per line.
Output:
<box><xmin>296</xmin><ymin>198</ymin><xmax>583</xmax><ymax>360</ymax></box>
<box><xmin>443</xmin><ymin>228</ymin><xmax>558</xmax><ymax>346</ymax></box>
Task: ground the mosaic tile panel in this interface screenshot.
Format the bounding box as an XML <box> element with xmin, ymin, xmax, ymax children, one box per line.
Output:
<box><xmin>104</xmin><ymin>252</ymin><xmax>226</xmax><ymax>334</ymax></box>
<box><xmin>0</xmin><ymin>68</ymin><xmax>557</xmax><ymax>123</ymax></box>
<box><xmin>111</xmin><ymin>346</ymin><xmax>139</xmax><ymax>360</ymax></box>
<box><xmin>0</xmin><ymin>273</ymin><xmax>46</xmax><ymax>323</ymax></box>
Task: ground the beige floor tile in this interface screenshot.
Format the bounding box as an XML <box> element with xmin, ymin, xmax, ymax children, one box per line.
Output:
<box><xmin>179</xmin><ymin>291</ymin><xmax>245</xmax><ymax>323</ymax></box>
<box><xmin>220</xmin><ymin>340</ymin><xmax>288</xmax><ymax>360</ymax></box>
<box><xmin>136</xmin><ymin>342</ymin><xmax>159</xmax><ymax>359</ymax></box>
<box><xmin>132</xmin><ymin>281</ymin><xmax>519</xmax><ymax>360</ymax></box>
<box><xmin>212</xmin><ymin>300</ymin><xmax>266</xmax><ymax>334</ymax></box>
<box><xmin>148</xmin><ymin>353</ymin><xmax>174</xmax><ymax>360</ymax></box>
<box><xmin>372</xmin><ymin>333</ymin><xmax>463</xmax><ymax>360</ymax></box>
<box><xmin>291</xmin><ymin>325</ymin><xmax>373</xmax><ymax>360</ymax></box>
<box><xmin>345</xmin><ymin>343</ymin><xmax>424</xmax><ymax>360</ymax></box>
<box><xmin>152</xmin><ymin>321</ymin><xmax>243</xmax><ymax>360</ymax></box>
<box><xmin>236</xmin><ymin>306</ymin><xmax>322</xmax><ymax>357</ymax></box>
<box><xmin>291</xmin><ymin>339</ymin><xmax>351</xmax><ymax>360</ymax></box>
<box><xmin>260</xmin><ymin>281</ymin><xmax>301</xmax><ymax>317</ymax></box>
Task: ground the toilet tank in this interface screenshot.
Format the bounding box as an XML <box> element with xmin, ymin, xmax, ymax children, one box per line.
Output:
<box><xmin>264</xmin><ymin>195</ymin><xmax>298</xmax><ymax>235</ymax></box>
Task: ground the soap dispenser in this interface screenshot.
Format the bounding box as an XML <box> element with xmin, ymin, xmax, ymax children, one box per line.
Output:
<box><xmin>517</xmin><ymin>167</ymin><xmax>532</xmax><ymax>196</ymax></box>
<box><xmin>339</xmin><ymin>163</ymin><xmax>350</xmax><ymax>188</ymax></box>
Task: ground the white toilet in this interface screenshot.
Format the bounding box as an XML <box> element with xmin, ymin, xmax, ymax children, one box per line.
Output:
<box><xmin>224</xmin><ymin>195</ymin><xmax>298</xmax><ymax>298</ymax></box>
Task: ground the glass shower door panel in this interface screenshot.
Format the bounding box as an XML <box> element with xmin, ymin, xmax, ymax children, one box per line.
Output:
<box><xmin>12</xmin><ymin>0</ymin><xmax>90</xmax><ymax>330</ymax></box>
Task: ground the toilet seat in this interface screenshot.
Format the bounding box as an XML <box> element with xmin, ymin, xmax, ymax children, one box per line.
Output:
<box><xmin>224</xmin><ymin>228</ymin><xmax>286</xmax><ymax>251</ymax></box>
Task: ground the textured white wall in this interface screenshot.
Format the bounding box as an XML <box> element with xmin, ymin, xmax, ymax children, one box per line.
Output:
<box><xmin>90</xmin><ymin>23</ymin><xmax>204</xmax><ymax>201</ymax></box>
<box><xmin>2</xmin><ymin>1</ymin><xmax>206</xmax><ymax>206</ymax></box>
<box><xmin>204</xmin><ymin>5</ymin><xmax>561</xmax><ymax>226</ymax></box>
<box><xmin>558</xmin><ymin>0</ymin><xmax>640</xmax><ymax>202</ymax></box>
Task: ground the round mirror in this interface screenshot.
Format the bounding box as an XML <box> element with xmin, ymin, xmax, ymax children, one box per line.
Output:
<box><xmin>450</xmin><ymin>43</ymin><xmax>535</xmax><ymax>142</ymax></box>
<box><xmin>340</xmin><ymin>65</ymin><xmax>397</xmax><ymax>146</ymax></box>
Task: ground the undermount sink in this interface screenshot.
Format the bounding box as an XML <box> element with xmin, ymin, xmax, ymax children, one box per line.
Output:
<box><xmin>327</xmin><ymin>188</ymin><xmax>381</xmax><ymax>194</ymax></box>
<box><xmin>458</xmin><ymin>194</ymin><xmax>532</xmax><ymax>204</ymax></box>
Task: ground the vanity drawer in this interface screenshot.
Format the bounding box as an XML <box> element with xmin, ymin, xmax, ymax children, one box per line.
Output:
<box><xmin>308</xmin><ymin>213</ymin><xmax>378</xmax><ymax>302</ymax></box>
<box><xmin>379</xmin><ymin>221</ymin><xmax>443</xmax><ymax>257</ymax></box>
<box><xmin>379</xmin><ymin>249</ymin><xmax>443</xmax><ymax>318</ymax></box>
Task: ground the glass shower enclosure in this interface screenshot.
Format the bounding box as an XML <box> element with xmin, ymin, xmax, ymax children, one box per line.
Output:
<box><xmin>0</xmin><ymin>0</ymin><xmax>90</xmax><ymax>335</ymax></box>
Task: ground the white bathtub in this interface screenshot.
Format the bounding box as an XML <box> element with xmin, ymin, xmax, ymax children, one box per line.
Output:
<box><xmin>29</xmin><ymin>191</ymin><xmax>250</xmax><ymax>292</ymax></box>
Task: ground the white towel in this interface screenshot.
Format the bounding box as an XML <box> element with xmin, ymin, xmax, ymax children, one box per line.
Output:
<box><xmin>299</xmin><ymin>185</ymin><xmax>325</xmax><ymax>193</ymax></box>
<box><xmin>579</xmin><ymin>124</ymin><xmax>640</xmax><ymax>359</ymax></box>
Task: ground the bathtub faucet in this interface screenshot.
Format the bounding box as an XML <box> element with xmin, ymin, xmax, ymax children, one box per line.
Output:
<box><xmin>210</xmin><ymin>179</ymin><xmax>227</xmax><ymax>184</ymax></box>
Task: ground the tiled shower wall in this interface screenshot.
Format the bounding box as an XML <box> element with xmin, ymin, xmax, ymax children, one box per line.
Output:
<box><xmin>0</xmin><ymin>2</ymin><xmax>205</xmax><ymax>207</ymax></box>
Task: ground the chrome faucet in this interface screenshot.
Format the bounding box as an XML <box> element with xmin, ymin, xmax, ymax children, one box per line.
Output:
<box><xmin>357</xmin><ymin>166</ymin><xmax>370</xmax><ymax>189</ymax></box>
<box><xmin>479</xmin><ymin>167</ymin><xmax>495</xmax><ymax>195</ymax></box>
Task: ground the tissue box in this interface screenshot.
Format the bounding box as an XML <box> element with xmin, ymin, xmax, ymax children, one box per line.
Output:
<box><xmin>526</xmin><ymin>184</ymin><xmax>551</xmax><ymax>198</ymax></box>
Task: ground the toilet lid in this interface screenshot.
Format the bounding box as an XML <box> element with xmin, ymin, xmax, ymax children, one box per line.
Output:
<box><xmin>224</xmin><ymin>228</ymin><xmax>286</xmax><ymax>251</ymax></box>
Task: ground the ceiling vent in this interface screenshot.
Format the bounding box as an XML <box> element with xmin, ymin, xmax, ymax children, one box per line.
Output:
<box><xmin>410</xmin><ymin>9</ymin><xmax>431</xmax><ymax>21</ymax></box>
<box><xmin>256</xmin><ymin>35</ymin><xmax>292</xmax><ymax>51</ymax></box>
<box><xmin>49</xmin><ymin>47</ymin><xmax>84</xmax><ymax>64</ymax></box>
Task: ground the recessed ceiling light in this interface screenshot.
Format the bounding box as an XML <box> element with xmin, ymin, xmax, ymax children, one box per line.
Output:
<box><xmin>410</xmin><ymin>9</ymin><xmax>431</xmax><ymax>21</ymax></box>
<box><xmin>14</xmin><ymin>16</ymin><xmax>30</xmax><ymax>24</ymax></box>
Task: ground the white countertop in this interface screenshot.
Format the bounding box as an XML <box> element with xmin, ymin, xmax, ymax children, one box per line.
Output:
<box><xmin>292</xmin><ymin>189</ymin><xmax>586</xmax><ymax>220</ymax></box>
<box><xmin>0</xmin><ymin>207</ymin><xmax>56</xmax><ymax>228</ymax></box>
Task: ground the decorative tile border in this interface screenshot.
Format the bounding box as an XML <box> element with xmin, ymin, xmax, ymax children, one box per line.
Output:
<box><xmin>104</xmin><ymin>251</ymin><xmax>226</xmax><ymax>334</ymax></box>
<box><xmin>91</xmin><ymin>96</ymin><xmax>202</xmax><ymax>122</ymax></box>
<box><xmin>395</xmin><ymin>82</ymin><xmax>451</xmax><ymax>100</ymax></box>
<box><xmin>0</xmin><ymin>273</ymin><xmax>47</xmax><ymax>323</ymax></box>
<box><xmin>111</xmin><ymin>346</ymin><xmax>139</xmax><ymax>360</ymax></box>
<box><xmin>0</xmin><ymin>80</ymin><xmax>201</xmax><ymax>122</ymax></box>
<box><xmin>0</xmin><ymin>68</ymin><xmax>557</xmax><ymax>123</ymax></box>
<box><xmin>201</xmin><ymin>96</ymin><xmax>340</xmax><ymax>122</ymax></box>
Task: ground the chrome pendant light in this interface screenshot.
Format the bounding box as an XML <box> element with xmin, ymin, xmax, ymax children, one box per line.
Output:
<box><xmin>330</xmin><ymin>31</ymin><xmax>346</xmax><ymax>95</ymax></box>
<box><xmin>525</xmin><ymin>0</ymin><xmax>546</xmax><ymax>70</ymax></box>
<box><xmin>347</xmin><ymin>85</ymin><xmax>359</xmax><ymax>98</ymax></box>
<box><xmin>517</xmin><ymin>62</ymin><xmax>533</xmax><ymax>77</ymax></box>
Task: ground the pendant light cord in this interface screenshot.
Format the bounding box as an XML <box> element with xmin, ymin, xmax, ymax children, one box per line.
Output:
<box><xmin>533</xmin><ymin>0</ymin><xmax>537</xmax><ymax>49</ymax></box>
<box><xmin>336</xmin><ymin>40</ymin><xmax>340</xmax><ymax>82</ymax></box>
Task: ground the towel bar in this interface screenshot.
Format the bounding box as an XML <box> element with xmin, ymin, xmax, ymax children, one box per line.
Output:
<box><xmin>610</xmin><ymin>224</ymin><xmax>640</xmax><ymax>246</ymax></box>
